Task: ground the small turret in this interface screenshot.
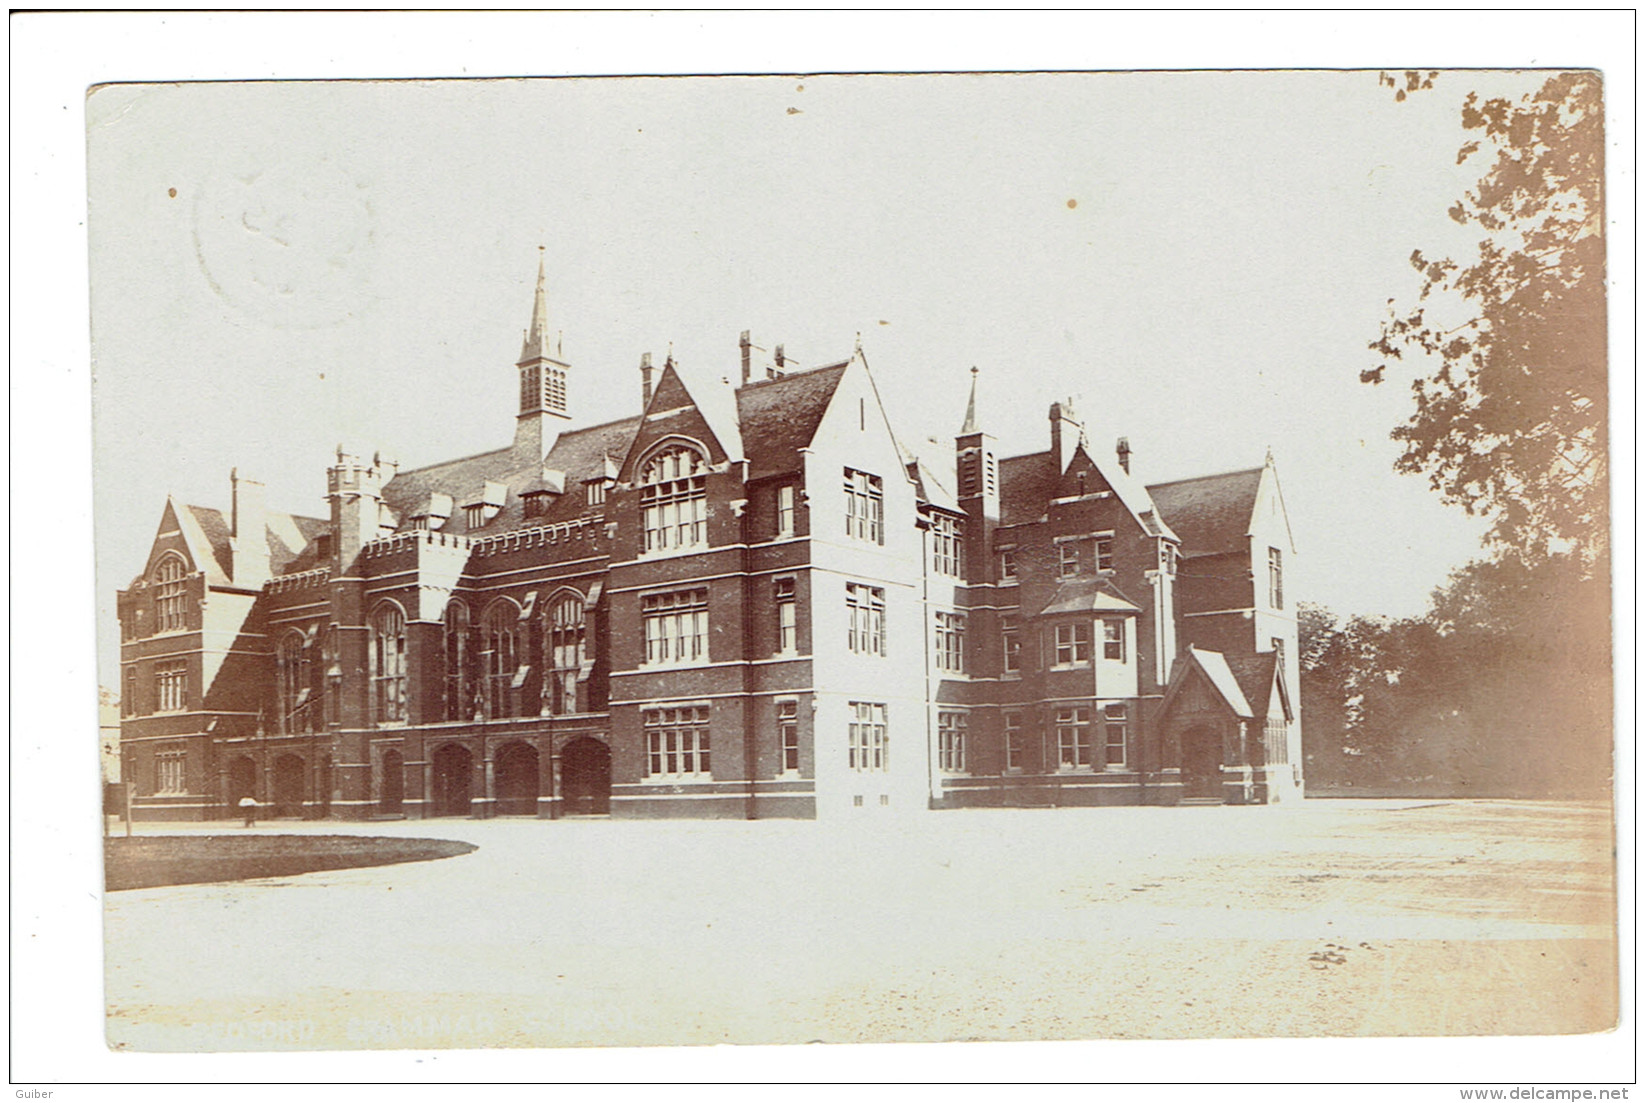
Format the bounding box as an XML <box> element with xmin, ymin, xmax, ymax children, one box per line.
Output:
<box><xmin>514</xmin><ymin>248</ymin><xmax>572</xmax><ymax>464</ymax></box>
<box><xmin>956</xmin><ymin>367</ymin><xmax>999</xmax><ymax>520</ymax></box>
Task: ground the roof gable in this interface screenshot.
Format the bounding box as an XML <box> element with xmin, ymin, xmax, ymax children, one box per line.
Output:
<box><xmin>1161</xmin><ymin>646</ymin><xmax>1255</xmax><ymax>720</ymax></box>
<box><xmin>1147</xmin><ymin>467</ymin><xmax>1263</xmax><ymax>557</ymax></box>
<box><xmin>736</xmin><ymin>362</ymin><xmax>848</xmax><ymax>480</ymax></box>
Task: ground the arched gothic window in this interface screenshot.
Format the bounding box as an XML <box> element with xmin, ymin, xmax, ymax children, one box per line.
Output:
<box><xmin>443</xmin><ymin>600</ymin><xmax>474</xmax><ymax>722</ymax></box>
<box><xmin>153</xmin><ymin>555</ymin><xmax>188</xmax><ymax>633</ymax></box>
<box><xmin>277</xmin><ymin>629</ymin><xmax>315</xmax><ymax>734</ymax></box>
<box><xmin>370</xmin><ymin>604</ymin><xmax>407</xmax><ymax>725</ymax></box>
<box><xmin>546</xmin><ymin>592</ymin><xmax>586</xmax><ymax>716</ymax></box>
<box><xmin>640</xmin><ymin>444</ymin><xmax>707</xmax><ymax>552</ymax></box>
<box><xmin>481</xmin><ymin>601</ymin><xmax>520</xmax><ymax>720</ymax></box>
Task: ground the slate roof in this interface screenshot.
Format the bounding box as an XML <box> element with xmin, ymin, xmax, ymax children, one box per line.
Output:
<box><xmin>380</xmin><ymin>416</ymin><xmax>642</xmax><ymax>537</ymax></box>
<box><xmin>1224</xmin><ymin>650</ymin><xmax>1292</xmax><ymax>721</ymax></box>
<box><xmin>1035</xmin><ymin>577</ymin><xmax>1142</xmax><ymax>618</ymax></box>
<box><xmin>735</xmin><ymin>362</ymin><xmax>849</xmax><ymax>481</ymax></box>
<box><xmin>173</xmin><ymin>504</ymin><xmax>329</xmax><ymax>584</ymax></box>
<box><xmin>185</xmin><ymin>505</ymin><xmax>235</xmax><ymax>581</ymax></box>
<box><xmin>998</xmin><ymin>451</ymin><xmax>1059</xmax><ymax>527</ymax></box>
<box><xmin>1187</xmin><ymin>646</ymin><xmax>1254</xmax><ymax>718</ymax></box>
<box><xmin>1146</xmin><ymin>467</ymin><xmax>1263</xmax><ymax>558</ymax></box>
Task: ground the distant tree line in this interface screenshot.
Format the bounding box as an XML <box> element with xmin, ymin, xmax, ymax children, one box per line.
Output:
<box><xmin>1300</xmin><ymin>554</ymin><xmax>1611</xmax><ymax>797</ymax></box>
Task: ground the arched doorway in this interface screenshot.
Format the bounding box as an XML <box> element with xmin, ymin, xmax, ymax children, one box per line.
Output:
<box><xmin>379</xmin><ymin>749</ymin><xmax>405</xmax><ymax>816</ymax></box>
<box><xmin>494</xmin><ymin>742</ymin><xmax>540</xmax><ymax>816</ymax></box>
<box><xmin>561</xmin><ymin>737</ymin><xmax>611</xmax><ymax>816</ymax></box>
<box><xmin>272</xmin><ymin>754</ymin><xmax>306</xmax><ymax>817</ymax></box>
<box><xmin>227</xmin><ymin>756</ymin><xmax>257</xmax><ymax>815</ymax></box>
<box><xmin>431</xmin><ymin>743</ymin><xmax>474</xmax><ymax>818</ymax></box>
<box><xmin>1182</xmin><ymin>725</ymin><xmax>1224</xmax><ymax>801</ymax></box>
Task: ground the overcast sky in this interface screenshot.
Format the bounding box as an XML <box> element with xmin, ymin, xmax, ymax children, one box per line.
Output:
<box><xmin>88</xmin><ymin>69</ymin><xmax>1565</xmax><ymax>673</ymax></box>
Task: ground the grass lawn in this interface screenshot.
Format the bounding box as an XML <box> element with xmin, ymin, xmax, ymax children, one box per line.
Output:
<box><xmin>104</xmin><ymin>834</ymin><xmax>477</xmax><ymax>891</ymax></box>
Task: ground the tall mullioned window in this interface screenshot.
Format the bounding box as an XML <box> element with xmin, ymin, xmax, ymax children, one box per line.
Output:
<box><xmin>848</xmin><ymin>701</ymin><xmax>888</xmax><ymax>772</ymax></box>
<box><xmin>444</xmin><ymin>601</ymin><xmax>473</xmax><ymax>722</ymax></box>
<box><xmin>931</xmin><ymin>513</ymin><xmax>964</xmax><ymax>576</ymax></box>
<box><xmin>938</xmin><ymin>711</ymin><xmax>968</xmax><ymax>773</ymax></box>
<box><xmin>123</xmin><ymin>666</ymin><xmax>138</xmax><ymax>717</ymax></box>
<box><xmin>480</xmin><ymin>602</ymin><xmax>519</xmax><ymax>720</ymax></box>
<box><xmin>934</xmin><ymin>611</ymin><xmax>966</xmax><ymax>674</ymax></box>
<box><xmin>645</xmin><ymin>704</ymin><xmax>711</xmax><ymax>778</ymax></box>
<box><xmin>546</xmin><ymin>592</ymin><xmax>585</xmax><ymax>715</ymax></box>
<box><xmin>371</xmin><ymin>605</ymin><xmax>407</xmax><ymax>724</ymax></box>
<box><xmin>843</xmin><ymin>468</ymin><xmax>883</xmax><ymax>544</ymax></box>
<box><xmin>1269</xmin><ymin>546</ymin><xmax>1284</xmax><ymax>609</ymax></box>
<box><xmin>1002</xmin><ymin>615</ymin><xmax>1021</xmax><ymax>674</ymax></box>
<box><xmin>643</xmin><ymin>589</ymin><xmax>709</xmax><ymax>665</ymax></box>
<box><xmin>640</xmin><ymin>444</ymin><xmax>708</xmax><ymax>552</ymax></box>
<box><xmin>846</xmin><ymin>582</ymin><xmax>886</xmax><ymax>656</ymax></box>
<box><xmin>153</xmin><ymin>555</ymin><xmax>188</xmax><ymax>633</ymax></box>
<box><xmin>278</xmin><ymin>629</ymin><xmax>315</xmax><ymax>733</ymax></box>
<box><xmin>155</xmin><ymin>661</ymin><xmax>187</xmax><ymax>713</ymax></box>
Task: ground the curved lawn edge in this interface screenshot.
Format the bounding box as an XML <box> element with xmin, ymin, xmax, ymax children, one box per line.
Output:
<box><xmin>105</xmin><ymin>835</ymin><xmax>478</xmax><ymax>891</ymax></box>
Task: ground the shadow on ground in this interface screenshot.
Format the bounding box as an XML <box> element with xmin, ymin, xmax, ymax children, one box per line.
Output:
<box><xmin>105</xmin><ymin>835</ymin><xmax>477</xmax><ymax>891</ymax></box>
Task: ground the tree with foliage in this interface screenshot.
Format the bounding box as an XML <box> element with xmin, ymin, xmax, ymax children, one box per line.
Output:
<box><xmin>1366</xmin><ymin>72</ymin><xmax>1607</xmax><ymax>570</ymax></box>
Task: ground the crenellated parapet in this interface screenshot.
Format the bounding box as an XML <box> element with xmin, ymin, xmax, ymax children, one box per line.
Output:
<box><xmin>266</xmin><ymin>566</ymin><xmax>332</xmax><ymax>594</ymax></box>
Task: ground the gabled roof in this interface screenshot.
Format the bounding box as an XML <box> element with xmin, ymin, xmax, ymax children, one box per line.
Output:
<box><xmin>1147</xmin><ymin>467</ymin><xmax>1264</xmax><ymax>557</ymax></box>
<box><xmin>380</xmin><ymin>415</ymin><xmax>642</xmax><ymax>537</ymax></box>
<box><xmin>673</xmin><ymin>364</ymin><xmax>744</xmax><ymax>464</ymax></box>
<box><xmin>736</xmin><ymin>362</ymin><xmax>849</xmax><ymax>480</ymax></box>
<box><xmin>266</xmin><ymin>513</ymin><xmax>329</xmax><ymax>575</ymax></box>
<box><xmin>143</xmin><ymin>499</ymin><xmax>328</xmax><ymax>585</ymax></box>
<box><xmin>183</xmin><ymin>505</ymin><xmax>234</xmax><ymax>583</ymax></box>
<box><xmin>1161</xmin><ymin>646</ymin><xmax>1254</xmax><ymax>720</ymax></box>
<box><xmin>1035</xmin><ymin>577</ymin><xmax>1142</xmax><ymax>617</ymax></box>
<box><xmin>1225</xmin><ymin>650</ymin><xmax>1293</xmax><ymax>722</ymax></box>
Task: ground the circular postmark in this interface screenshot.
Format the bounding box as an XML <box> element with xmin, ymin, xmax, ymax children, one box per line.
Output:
<box><xmin>191</xmin><ymin>152</ymin><xmax>377</xmax><ymax>330</ymax></box>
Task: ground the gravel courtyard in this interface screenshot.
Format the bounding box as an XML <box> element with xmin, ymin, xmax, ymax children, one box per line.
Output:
<box><xmin>104</xmin><ymin>799</ymin><xmax>1616</xmax><ymax>1051</ymax></box>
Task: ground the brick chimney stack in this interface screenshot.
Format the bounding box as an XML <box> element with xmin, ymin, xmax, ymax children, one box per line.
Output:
<box><xmin>1049</xmin><ymin>400</ymin><xmax>1083</xmax><ymax>474</ymax></box>
<box><xmin>1116</xmin><ymin>436</ymin><xmax>1132</xmax><ymax>474</ymax></box>
<box><xmin>740</xmin><ymin>331</ymin><xmax>753</xmax><ymax>385</ymax></box>
<box><xmin>229</xmin><ymin>468</ymin><xmax>269</xmax><ymax>588</ymax></box>
<box><xmin>641</xmin><ymin>352</ymin><xmax>654</xmax><ymax>407</ymax></box>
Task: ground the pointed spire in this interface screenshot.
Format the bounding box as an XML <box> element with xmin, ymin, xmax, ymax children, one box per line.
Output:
<box><xmin>519</xmin><ymin>246</ymin><xmax>550</xmax><ymax>363</ymax></box>
<box><xmin>960</xmin><ymin>366</ymin><xmax>981</xmax><ymax>435</ymax></box>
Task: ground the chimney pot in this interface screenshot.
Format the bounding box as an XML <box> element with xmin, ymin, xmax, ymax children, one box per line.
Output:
<box><xmin>1116</xmin><ymin>436</ymin><xmax>1132</xmax><ymax>474</ymax></box>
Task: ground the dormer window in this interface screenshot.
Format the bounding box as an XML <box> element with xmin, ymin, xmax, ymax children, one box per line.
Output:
<box><xmin>586</xmin><ymin>480</ymin><xmax>608</xmax><ymax>507</ymax></box>
<box><xmin>464</xmin><ymin>482</ymin><xmax>508</xmax><ymax>530</ymax></box>
<box><xmin>522</xmin><ymin>491</ymin><xmax>553</xmax><ymax>518</ymax></box>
